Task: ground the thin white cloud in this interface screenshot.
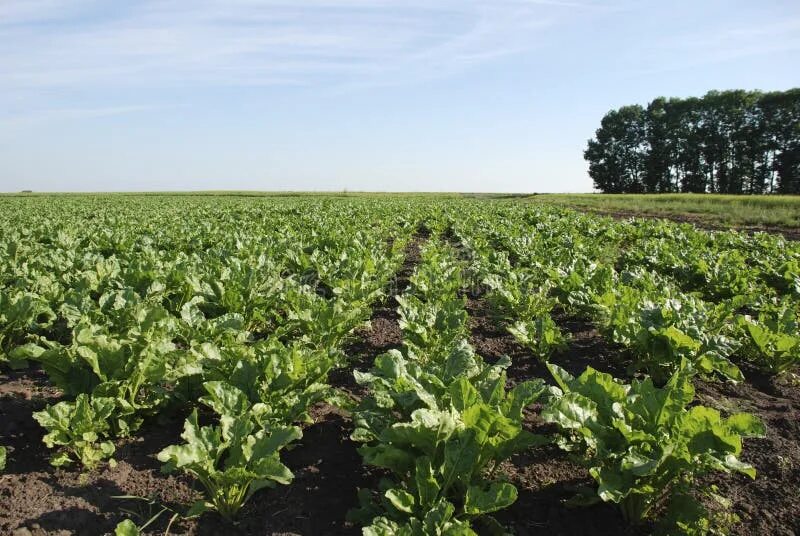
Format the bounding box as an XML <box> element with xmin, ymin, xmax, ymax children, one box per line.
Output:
<box><xmin>0</xmin><ymin>105</ymin><xmax>155</xmax><ymax>129</ymax></box>
<box><xmin>0</xmin><ymin>0</ymin><xmax>95</xmax><ymax>24</ymax></box>
<box><xmin>0</xmin><ymin>0</ymin><xmax>595</xmax><ymax>98</ymax></box>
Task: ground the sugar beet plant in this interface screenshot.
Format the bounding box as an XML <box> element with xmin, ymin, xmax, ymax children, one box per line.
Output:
<box><xmin>451</xmin><ymin>204</ymin><xmax>799</xmax><ymax>378</ymax></box>
<box><xmin>736</xmin><ymin>297</ymin><xmax>800</xmax><ymax>374</ymax></box>
<box><xmin>153</xmin><ymin>339</ymin><xmax>346</xmax><ymax>520</ymax></box>
<box><xmin>352</xmin><ymin>240</ymin><xmax>548</xmax><ymax>534</ymax></box>
<box><xmin>543</xmin><ymin>359</ymin><xmax>765</xmax><ymax>532</ymax></box>
<box><xmin>157</xmin><ymin>382</ymin><xmax>301</xmax><ymax>520</ymax></box>
<box><xmin>33</xmin><ymin>393</ymin><xmax>118</xmax><ymax>469</ymax></box>
<box><xmin>455</xmin><ymin>231</ymin><xmax>568</xmax><ymax>361</ymax></box>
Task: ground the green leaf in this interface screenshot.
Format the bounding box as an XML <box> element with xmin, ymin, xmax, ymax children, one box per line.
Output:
<box><xmin>201</xmin><ymin>381</ymin><xmax>250</xmax><ymax>417</ymax></box>
<box><xmin>114</xmin><ymin>519</ymin><xmax>139</xmax><ymax>536</ymax></box>
<box><xmin>464</xmin><ymin>482</ymin><xmax>518</xmax><ymax>515</ymax></box>
<box><xmin>722</xmin><ymin>454</ymin><xmax>757</xmax><ymax>479</ymax></box>
<box><xmin>441</xmin><ymin>430</ymin><xmax>481</xmax><ymax>492</ymax></box>
<box><xmin>448</xmin><ymin>377</ymin><xmax>480</xmax><ymax>412</ymax></box>
<box><xmin>359</xmin><ymin>443</ymin><xmax>416</xmax><ymax>474</ymax></box>
<box><xmin>541</xmin><ymin>391</ymin><xmax>598</xmax><ymax>431</ymax></box>
<box><xmin>363</xmin><ymin>517</ymin><xmax>402</xmax><ymax>536</ymax></box>
<box><xmin>249</xmin><ymin>456</ymin><xmax>294</xmax><ymax>487</ymax></box>
<box><xmin>51</xmin><ymin>451</ymin><xmax>73</xmax><ymax>467</ymax></box>
<box><xmin>385</xmin><ymin>488</ymin><xmax>416</xmax><ymax>514</ymax></box>
<box><xmin>504</xmin><ymin>379</ymin><xmax>546</xmax><ymax>420</ymax></box>
<box><xmin>414</xmin><ymin>456</ymin><xmax>440</xmax><ymax>508</ymax></box>
<box><xmin>725</xmin><ymin>413</ymin><xmax>766</xmax><ymax>438</ymax></box>
<box><xmin>185</xmin><ymin>500</ymin><xmax>210</xmax><ymax>518</ymax></box>
<box><xmin>546</xmin><ymin>362</ymin><xmax>574</xmax><ymax>392</ymax></box>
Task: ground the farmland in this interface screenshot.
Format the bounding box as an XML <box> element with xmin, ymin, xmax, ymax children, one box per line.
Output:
<box><xmin>0</xmin><ymin>195</ymin><xmax>798</xmax><ymax>536</ymax></box>
<box><xmin>530</xmin><ymin>193</ymin><xmax>800</xmax><ymax>234</ymax></box>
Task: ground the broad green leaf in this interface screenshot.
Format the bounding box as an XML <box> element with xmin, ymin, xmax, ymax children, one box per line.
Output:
<box><xmin>725</xmin><ymin>413</ymin><xmax>766</xmax><ymax>438</ymax></box>
<box><xmin>464</xmin><ymin>482</ymin><xmax>518</xmax><ymax>514</ymax></box>
<box><xmin>385</xmin><ymin>488</ymin><xmax>416</xmax><ymax>514</ymax></box>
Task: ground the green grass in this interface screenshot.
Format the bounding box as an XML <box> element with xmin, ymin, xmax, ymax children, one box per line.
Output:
<box><xmin>530</xmin><ymin>193</ymin><xmax>800</xmax><ymax>229</ymax></box>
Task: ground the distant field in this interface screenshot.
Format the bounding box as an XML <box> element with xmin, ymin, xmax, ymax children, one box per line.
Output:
<box><xmin>5</xmin><ymin>191</ymin><xmax>800</xmax><ymax>230</ymax></box>
<box><xmin>531</xmin><ymin>193</ymin><xmax>800</xmax><ymax>230</ymax></box>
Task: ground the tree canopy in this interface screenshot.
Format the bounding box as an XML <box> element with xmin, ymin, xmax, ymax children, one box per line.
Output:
<box><xmin>585</xmin><ymin>89</ymin><xmax>800</xmax><ymax>194</ymax></box>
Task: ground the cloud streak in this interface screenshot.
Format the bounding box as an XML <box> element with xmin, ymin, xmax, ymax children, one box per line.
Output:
<box><xmin>0</xmin><ymin>105</ymin><xmax>155</xmax><ymax>130</ymax></box>
<box><xmin>0</xmin><ymin>0</ymin><xmax>592</xmax><ymax>98</ymax></box>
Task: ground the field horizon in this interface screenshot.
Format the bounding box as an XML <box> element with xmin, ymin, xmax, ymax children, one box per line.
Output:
<box><xmin>4</xmin><ymin>191</ymin><xmax>799</xmax><ymax>232</ymax></box>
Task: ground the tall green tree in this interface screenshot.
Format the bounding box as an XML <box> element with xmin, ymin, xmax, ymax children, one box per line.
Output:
<box><xmin>644</xmin><ymin>98</ymin><xmax>674</xmax><ymax>192</ymax></box>
<box><xmin>762</xmin><ymin>89</ymin><xmax>800</xmax><ymax>194</ymax></box>
<box><xmin>585</xmin><ymin>88</ymin><xmax>800</xmax><ymax>194</ymax></box>
<box><xmin>585</xmin><ymin>105</ymin><xmax>647</xmax><ymax>193</ymax></box>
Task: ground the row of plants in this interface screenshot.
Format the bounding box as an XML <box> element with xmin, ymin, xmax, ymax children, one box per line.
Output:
<box><xmin>120</xmin><ymin>222</ymin><xmax>414</xmax><ymax>529</ymax></box>
<box><xmin>452</xmin><ymin>205</ymin><xmax>799</xmax><ymax>378</ymax></box>
<box><xmin>350</xmin><ymin>237</ymin><xmax>548</xmax><ymax>534</ymax></box>
<box><xmin>0</xmin><ymin>198</ymin><xmax>430</xmax><ymax>536</ymax></box>
<box><xmin>450</xmin><ymin>213</ymin><xmax>770</xmax><ymax>534</ymax></box>
<box><xmin>2</xmin><ymin>199</ymin><xmax>414</xmax><ymax>469</ymax></box>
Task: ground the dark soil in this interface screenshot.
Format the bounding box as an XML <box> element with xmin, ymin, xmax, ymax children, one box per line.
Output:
<box><xmin>548</xmin><ymin>312</ymin><xmax>635</xmax><ymax>381</ymax></box>
<box><xmin>464</xmin><ymin>298</ymin><xmax>632</xmax><ymax>387</ymax></box>
<box><xmin>190</xmin><ymin>403</ymin><xmax>377</xmax><ymax>536</ymax></box>
<box><xmin>334</xmin><ymin>233</ymin><xmax>423</xmax><ymax>396</ymax></box>
<box><xmin>495</xmin><ymin>443</ymin><xmax>645</xmax><ymax>536</ymax></box>
<box><xmin>0</xmin><ymin>366</ymin><xmax>200</xmax><ymax>536</ymax></box>
<box><xmin>464</xmin><ymin>294</ymin><xmax>639</xmax><ymax>535</ymax></box>
<box><xmin>694</xmin><ymin>366</ymin><xmax>800</xmax><ymax>536</ymax></box>
<box><xmin>1</xmin><ymin>401</ymin><xmax>378</xmax><ymax>536</ymax></box>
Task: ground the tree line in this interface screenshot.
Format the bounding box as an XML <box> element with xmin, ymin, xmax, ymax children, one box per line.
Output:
<box><xmin>584</xmin><ymin>89</ymin><xmax>800</xmax><ymax>194</ymax></box>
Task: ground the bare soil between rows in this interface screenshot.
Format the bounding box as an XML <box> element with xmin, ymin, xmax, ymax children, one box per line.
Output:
<box><xmin>464</xmin><ymin>296</ymin><xmax>645</xmax><ymax>536</ymax></box>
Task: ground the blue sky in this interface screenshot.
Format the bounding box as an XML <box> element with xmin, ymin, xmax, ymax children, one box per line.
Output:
<box><xmin>1</xmin><ymin>0</ymin><xmax>799</xmax><ymax>193</ymax></box>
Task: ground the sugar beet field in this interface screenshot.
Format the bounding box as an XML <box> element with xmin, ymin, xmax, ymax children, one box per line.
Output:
<box><xmin>0</xmin><ymin>196</ymin><xmax>798</xmax><ymax>536</ymax></box>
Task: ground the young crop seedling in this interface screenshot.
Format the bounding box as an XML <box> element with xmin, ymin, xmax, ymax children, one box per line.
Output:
<box><xmin>158</xmin><ymin>382</ymin><xmax>300</xmax><ymax>521</ymax></box>
<box><xmin>33</xmin><ymin>393</ymin><xmax>117</xmax><ymax>469</ymax></box>
<box><xmin>352</xmin><ymin>343</ymin><xmax>549</xmax><ymax>533</ymax></box>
